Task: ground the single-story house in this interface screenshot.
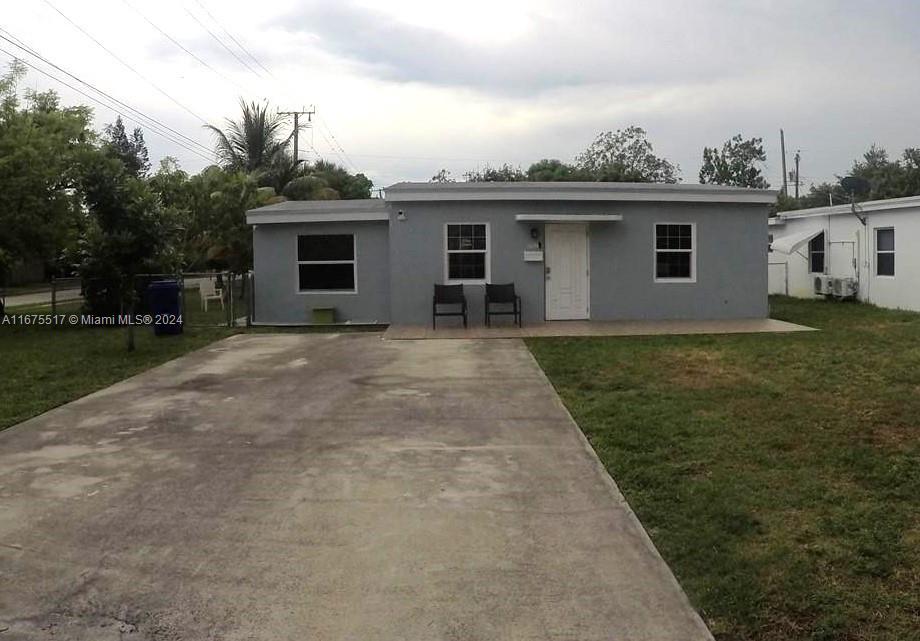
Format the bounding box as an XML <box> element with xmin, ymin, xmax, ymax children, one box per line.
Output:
<box><xmin>246</xmin><ymin>182</ymin><xmax>777</xmax><ymax>326</ymax></box>
<box><xmin>768</xmin><ymin>194</ymin><xmax>920</xmax><ymax>311</ymax></box>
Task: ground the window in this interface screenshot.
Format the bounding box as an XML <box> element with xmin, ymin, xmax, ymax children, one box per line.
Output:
<box><xmin>297</xmin><ymin>234</ymin><xmax>356</xmax><ymax>292</ymax></box>
<box><xmin>876</xmin><ymin>228</ymin><xmax>895</xmax><ymax>276</ymax></box>
<box><xmin>445</xmin><ymin>223</ymin><xmax>489</xmax><ymax>283</ymax></box>
<box><xmin>654</xmin><ymin>223</ymin><xmax>695</xmax><ymax>281</ymax></box>
<box><xmin>808</xmin><ymin>232</ymin><xmax>825</xmax><ymax>274</ymax></box>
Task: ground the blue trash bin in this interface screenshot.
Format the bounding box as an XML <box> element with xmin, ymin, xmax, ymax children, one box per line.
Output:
<box><xmin>147</xmin><ymin>280</ymin><xmax>183</xmax><ymax>335</ymax></box>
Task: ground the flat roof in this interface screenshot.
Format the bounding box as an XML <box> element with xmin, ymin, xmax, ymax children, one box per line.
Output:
<box><xmin>246</xmin><ymin>199</ymin><xmax>388</xmax><ymax>225</ymax></box>
<box><xmin>385</xmin><ymin>181</ymin><xmax>778</xmax><ymax>204</ymax></box>
<box><xmin>777</xmin><ymin>194</ymin><xmax>920</xmax><ymax>220</ymax></box>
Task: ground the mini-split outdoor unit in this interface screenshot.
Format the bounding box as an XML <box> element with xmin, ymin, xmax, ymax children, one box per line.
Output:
<box><xmin>813</xmin><ymin>275</ymin><xmax>833</xmax><ymax>295</ymax></box>
<box><xmin>831</xmin><ymin>277</ymin><xmax>858</xmax><ymax>299</ymax></box>
<box><xmin>814</xmin><ymin>275</ymin><xmax>858</xmax><ymax>299</ymax></box>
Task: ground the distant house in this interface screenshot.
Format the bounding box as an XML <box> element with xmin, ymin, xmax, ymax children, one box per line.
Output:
<box><xmin>246</xmin><ymin>181</ymin><xmax>776</xmax><ymax>326</ymax></box>
<box><xmin>769</xmin><ymin>195</ymin><xmax>920</xmax><ymax>311</ymax></box>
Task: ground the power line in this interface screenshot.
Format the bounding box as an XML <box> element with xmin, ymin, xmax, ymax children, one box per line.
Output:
<box><xmin>316</xmin><ymin>115</ymin><xmax>359</xmax><ymax>172</ymax></box>
<box><xmin>41</xmin><ymin>0</ymin><xmax>211</xmax><ymax>125</ymax></box>
<box><xmin>0</xmin><ymin>48</ymin><xmax>217</xmax><ymax>164</ymax></box>
<box><xmin>0</xmin><ymin>29</ymin><xmax>215</xmax><ymax>158</ymax></box>
<box><xmin>119</xmin><ymin>0</ymin><xmax>248</xmax><ymax>95</ymax></box>
<box><xmin>183</xmin><ymin>7</ymin><xmax>262</xmax><ymax>78</ymax></box>
<box><xmin>192</xmin><ymin>0</ymin><xmax>273</xmax><ymax>77</ymax></box>
<box><xmin>0</xmin><ymin>28</ymin><xmax>214</xmax><ymax>158</ymax></box>
<box><xmin>315</xmin><ymin>125</ymin><xmax>352</xmax><ymax>170</ymax></box>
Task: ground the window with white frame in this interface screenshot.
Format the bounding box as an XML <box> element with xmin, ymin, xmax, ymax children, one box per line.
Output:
<box><xmin>808</xmin><ymin>232</ymin><xmax>825</xmax><ymax>274</ymax></box>
<box><xmin>654</xmin><ymin>223</ymin><xmax>695</xmax><ymax>281</ymax></box>
<box><xmin>876</xmin><ymin>228</ymin><xmax>895</xmax><ymax>276</ymax></box>
<box><xmin>297</xmin><ymin>234</ymin><xmax>356</xmax><ymax>292</ymax></box>
<box><xmin>445</xmin><ymin>223</ymin><xmax>489</xmax><ymax>283</ymax></box>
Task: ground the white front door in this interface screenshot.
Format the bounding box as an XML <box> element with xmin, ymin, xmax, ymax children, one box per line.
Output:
<box><xmin>545</xmin><ymin>224</ymin><xmax>589</xmax><ymax>320</ymax></box>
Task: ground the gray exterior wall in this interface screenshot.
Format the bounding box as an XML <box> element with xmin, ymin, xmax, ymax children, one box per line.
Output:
<box><xmin>252</xmin><ymin>221</ymin><xmax>390</xmax><ymax>324</ymax></box>
<box><xmin>388</xmin><ymin>200</ymin><xmax>768</xmax><ymax>325</ymax></box>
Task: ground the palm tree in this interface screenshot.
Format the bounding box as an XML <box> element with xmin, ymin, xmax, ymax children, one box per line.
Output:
<box><xmin>205</xmin><ymin>100</ymin><xmax>293</xmax><ymax>174</ymax></box>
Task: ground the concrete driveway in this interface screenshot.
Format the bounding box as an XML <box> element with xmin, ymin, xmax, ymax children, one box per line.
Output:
<box><xmin>0</xmin><ymin>334</ymin><xmax>712</xmax><ymax>640</ymax></box>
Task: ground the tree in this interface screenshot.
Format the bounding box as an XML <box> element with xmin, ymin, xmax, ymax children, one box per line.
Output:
<box><xmin>849</xmin><ymin>144</ymin><xmax>909</xmax><ymax>201</ymax></box>
<box><xmin>430</xmin><ymin>168</ymin><xmax>455</xmax><ymax>183</ymax></box>
<box><xmin>308</xmin><ymin>160</ymin><xmax>372</xmax><ymax>199</ymax></box>
<box><xmin>282</xmin><ymin>175</ymin><xmax>338</xmax><ymax>201</ymax></box>
<box><xmin>277</xmin><ymin>159</ymin><xmax>372</xmax><ymax>201</ymax></box>
<box><xmin>75</xmin><ymin>149</ymin><xmax>172</xmax><ymax>315</ymax></box>
<box><xmin>463</xmin><ymin>164</ymin><xmax>527</xmax><ymax>182</ymax></box>
<box><xmin>525</xmin><ymin>158</ymin><xmax>591</xmax><ymax>181</ymax></box>
<box><xmin>103</xmin><ymin>116</ymin><xmax>149</xmax><ymax>177</ymax></box>
<box><xmin>0</xmin><ymin>60</ymin><xmax>92</xmax><ymax>283</ymax></box>
<box><xmin>798</xmin><ymin>182</ymin><xmax>848</xmax><ymax>209</ymax></box>
<box><xmin>575</xmin><ymin>126</ymin><xmax>680</xmax><ymax>183</ymax></box>
<box><xmin>205</xmin><ymin>100</ymin><xmax>292</xmax><ymax>174</ymax></box>
<box><xmin>699</xmin><ymin>135</ymin><xmax>769</xmax><ymax>188</ymax></box>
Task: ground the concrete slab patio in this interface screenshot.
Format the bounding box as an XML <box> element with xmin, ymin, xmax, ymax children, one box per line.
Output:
<box><xmin>0</xmin><ymin>333</ymin><xmax>713</xmax><ymax>640</ymax></box>
<box><xmin>385</xmin><ymin>317</ymin><xmax>814</xmax><ymax>339</ymax></box>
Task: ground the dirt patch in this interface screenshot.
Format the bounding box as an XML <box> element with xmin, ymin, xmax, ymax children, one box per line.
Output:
<box><xmin>658</xmin><ymin>348</ymin><xmax>752</xmax><ymax>390</ymax></box>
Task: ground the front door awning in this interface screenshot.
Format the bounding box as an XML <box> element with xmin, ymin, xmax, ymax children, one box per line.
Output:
<box><xmin>771</xmin><ymin>229</ymin><xmax>823</xmax><ymax>255</ymax></box>
<box><xmin>515</xmin><ymin>213</ymin><xmax>623</xmax><ymax>223</ymax></box>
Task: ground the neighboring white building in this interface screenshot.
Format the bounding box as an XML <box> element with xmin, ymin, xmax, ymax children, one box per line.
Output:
<box><xmin>768</xmin><ymin>195</ymin><xmax>920</xmax><ymax>311</ymax></box>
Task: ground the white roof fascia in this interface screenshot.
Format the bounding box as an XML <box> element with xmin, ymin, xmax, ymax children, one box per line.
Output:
<box><xmin>515</xmin><ymin>213</ymin><xmax>623</xmax><ymax>222</ymax></box>
<box><xmin>778</xmin><ymin>195</ymin><xmax>920</xmax><ymax>220</ymax></box>
<box><xmin>771</xmin><ymin>229</ymin><xmax>824</xmax><ymax>255</ymax></box>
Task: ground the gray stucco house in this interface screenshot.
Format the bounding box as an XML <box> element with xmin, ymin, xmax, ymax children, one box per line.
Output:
<box><xmin>246</xmin><ymin>182</ymin><xmax>776</xmax><ymax>326</ymax></box>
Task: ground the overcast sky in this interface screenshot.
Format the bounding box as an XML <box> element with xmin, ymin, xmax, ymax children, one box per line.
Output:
<box><xmin>4</xmin><ymin>0</ymin><xmax>920</xmax><ymax>190</ymax></box>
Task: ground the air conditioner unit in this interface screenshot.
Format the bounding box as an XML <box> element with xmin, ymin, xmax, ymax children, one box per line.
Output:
<box><xmin>813</xmin><ymin>275</ymin><xmax>833</xmax><ymax>295</ymax></box>
<box><xmin>831</xmin><ymin>277</ymin><xmax>858</xmax><ymax>299</ymax></box>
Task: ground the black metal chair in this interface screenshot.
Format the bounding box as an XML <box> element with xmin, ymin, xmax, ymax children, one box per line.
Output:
<box><xmin>432</xmin><ymin>284</ymin><xmax>467</xmax><ymax>328</ymax></box>
<box><xmin>485</xmin><ymin>283</ymin><xmax>522</xmax><ymax>327</ymax></box>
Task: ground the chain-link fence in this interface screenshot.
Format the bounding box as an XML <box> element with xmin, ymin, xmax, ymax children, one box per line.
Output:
<box><xmin>0</xmin><ymin>277</ymin><xmax>84</xmax><ymax>315</ymax></box>
<box><xmin>133</xmin><ymin>272</ymin><xmax>251</xmax><ymax>328</ymax></box>
<box><xmin>2</xmin><ymin>272</ymin><xmax>253</xmax><ymax>328</ymax></box>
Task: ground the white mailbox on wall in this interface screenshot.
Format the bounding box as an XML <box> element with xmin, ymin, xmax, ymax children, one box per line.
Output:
<box><xmin>523</xmin><ymin>250</ymin><xmax>544</xmax><ymax>262</ymax></box>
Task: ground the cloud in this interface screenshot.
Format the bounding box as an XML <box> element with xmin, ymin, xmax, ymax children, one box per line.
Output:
<box><xmin>271</xmin><ymin>1</ymin><xmax>777</xmax><ymax>95</ymax></box>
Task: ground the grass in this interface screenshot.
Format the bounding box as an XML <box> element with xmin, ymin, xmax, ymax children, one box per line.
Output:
<box><xmin>527</xmin><ymin>296</ymin><xmax>920</xmax><ymax>641</ymax></box>
<box><xmin>0</xmin><ymin>317</ymin><xmax>235</xmax><ymax>432</ymax></box>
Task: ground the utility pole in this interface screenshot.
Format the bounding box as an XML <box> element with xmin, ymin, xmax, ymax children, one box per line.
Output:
<box><xmin>279</xmin><ymin>106</ymin><xmax>315</xmax><ymax>163</ymax></box>
<box><xmin>794</xmin><ymin>150</ymin><xmax>801</xmax><ymax>199</ymax></box>
<box><xmin>780</xmin><ymin>129</ymin><xmax>788</xmax><ymax>197</ymax></box>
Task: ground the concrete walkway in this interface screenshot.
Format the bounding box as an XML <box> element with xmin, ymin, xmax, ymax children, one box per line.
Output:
<box><xmin>385</xmin><ymin>317</ymin><xmax>813</xmax><ymax>339</ymax></box>
<box><xmin>0</xmin><ymin>334</ymin><xmax>712</xmax><ymax>640</ymax></box>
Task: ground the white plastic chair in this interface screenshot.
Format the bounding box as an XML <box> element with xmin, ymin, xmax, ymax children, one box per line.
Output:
<box><xmin>200</xmin><ymin>278</ymin><xmax>224</xmax><ymax>312</ymax></box>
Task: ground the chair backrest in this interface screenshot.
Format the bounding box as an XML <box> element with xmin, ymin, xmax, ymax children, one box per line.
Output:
<box><xmin>486</xmin><ymin>283</ymin><xmax>516</xmax><ymax>302</ymax></box>
<box><xmin>200</xmin><ymin>279</ymin><xmax>217</xmax><ymax>296</ymax></box>
<box><xmin>434</xmin><ymin>284</ymin><xmax>464</xmax><ymax>304</ymax></box>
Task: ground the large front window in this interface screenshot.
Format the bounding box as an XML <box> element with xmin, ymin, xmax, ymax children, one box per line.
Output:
<box><xmin>654</xmin><ymin>223</ymin><xmax>695</xmax><ymax>281</ymax></box>
<box><xmin>445</xmin><ymin>223</ymin><xmax>489</xmax><ymax>283</ymax></box>
<box><xmin>297</xmin><ymin>234</ymin><xmax>356</xmax><ymax>292</ymax></box>
<box><xmin>808</xmin><ymin>232</ymin><xmax>825</xmax><ymax>274</ymax></box>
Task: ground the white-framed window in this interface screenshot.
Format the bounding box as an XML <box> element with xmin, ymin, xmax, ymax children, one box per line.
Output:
<box><xmin>445</xmin><ymin>223</ymin><xmax>490</xmax><ymax>284</ymax></box>
<box><xmin>875</xmin><ymin>227</ymin><xmax>895</xmax><ymax>277</ymax></box>
<box><xmin>654</xmin><ymin>223</ymin><xmax>696</xmax><ymax>282</ymax></box>
<box><xmin>808</xmin><ymin>232</ymin><xmax>825</xmax><ymax>274</ymax></box>
<box><xmin>296</xmin><ymin>234</ymin><xmax>357</xmax><ymax>293</ymax></box>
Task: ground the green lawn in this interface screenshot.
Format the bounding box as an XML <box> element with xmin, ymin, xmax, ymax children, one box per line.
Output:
<box><xmin>527</xmin><ymin>296</ymin><xmax>920</xmax><ymax>641</ymax></box>
<box><xmin>0</xmin><ymin>320</ymin><xmax>235</xmax><ymax>432</ymax></box>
